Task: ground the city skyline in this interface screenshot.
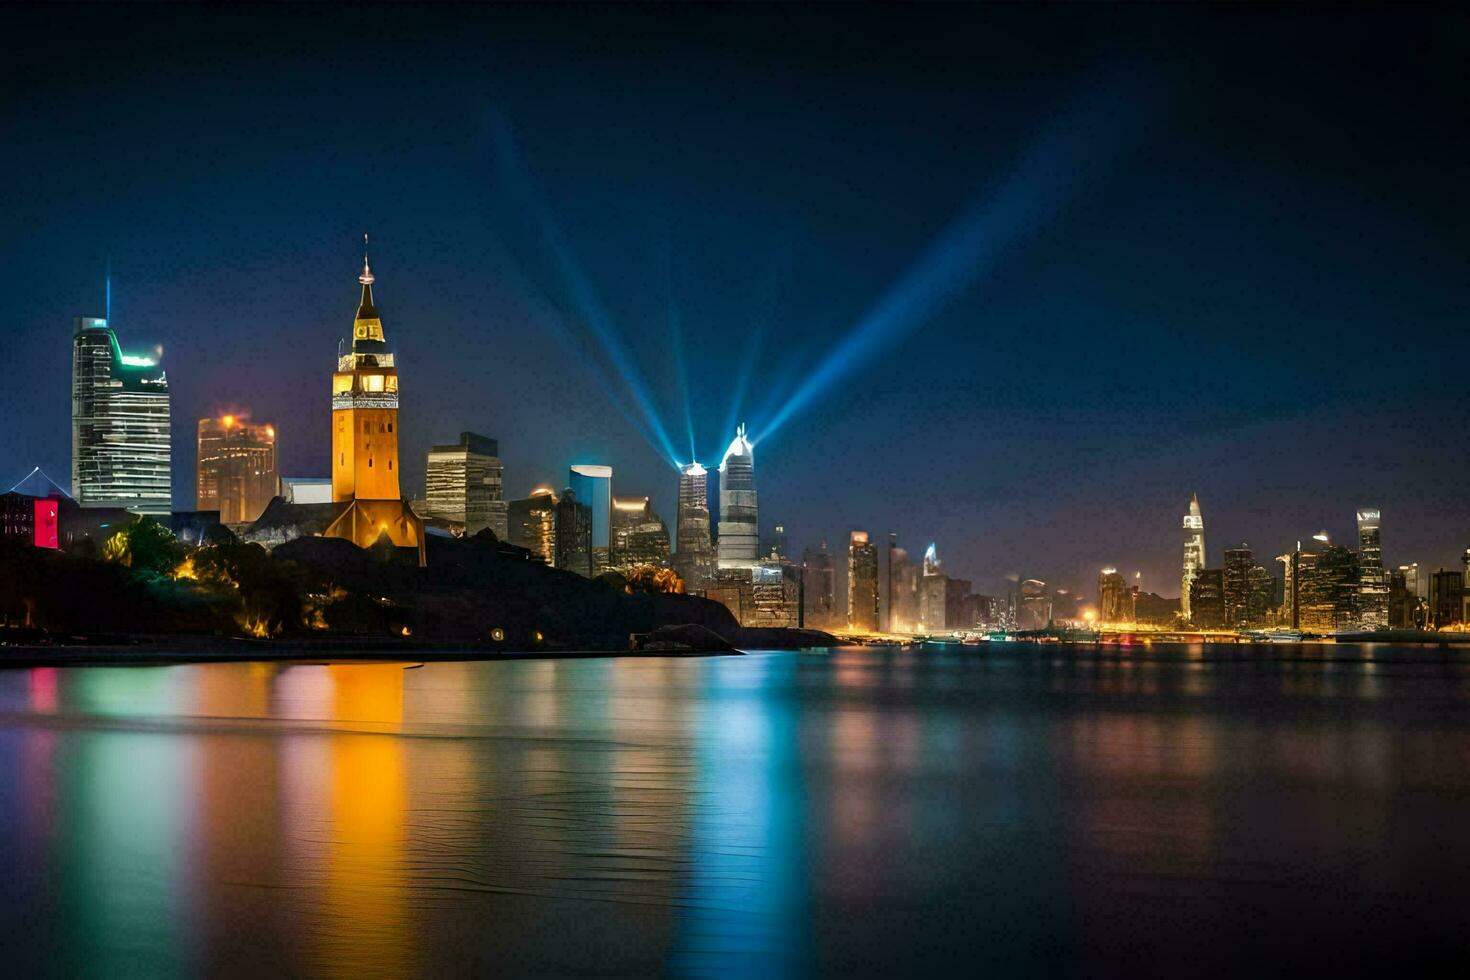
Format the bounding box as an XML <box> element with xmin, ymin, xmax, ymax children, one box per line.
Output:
<box><xmin>3</xmin><ymin>5</ymin><xmax>1467</xmax><ymax>598</ymax></box>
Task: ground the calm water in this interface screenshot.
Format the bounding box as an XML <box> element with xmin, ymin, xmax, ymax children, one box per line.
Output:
<box><xmin>2</xmin><ymin>645</ymin><xmax>1470</xmax><ymax>977</ymax></box>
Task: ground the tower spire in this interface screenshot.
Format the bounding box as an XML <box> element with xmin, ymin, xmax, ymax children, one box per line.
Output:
<box><xmin>358</xmin><ymin>233</ymin><xmax>374</xmax><ymax>286</ymax></box>
<box><xmin>355</xmin><ymin>233</ymin><xmax>379</xmax><ymax>325</ymax></box>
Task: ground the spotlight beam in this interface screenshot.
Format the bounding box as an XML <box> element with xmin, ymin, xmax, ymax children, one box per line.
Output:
<box><xmin>486</xmin><ymin>112</ymin><xmax>682</xmax><ymax>467</ymax></box>
<box><xmin>756</xmin><ymin>72</ymin><xmax>1161</xmax><ymax>446</ymax></box>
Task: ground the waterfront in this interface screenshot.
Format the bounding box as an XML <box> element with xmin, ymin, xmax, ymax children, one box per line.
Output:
<box><xmin>2</xmin><ymin>644</ymin><xmax>1469</xmax><ymax>977</ymax></box>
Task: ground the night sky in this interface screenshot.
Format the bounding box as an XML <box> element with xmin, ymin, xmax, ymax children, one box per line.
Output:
<box><xmin>3</xmin><ymin>5</ymin><xmax>1466</xmax><ymax>599</ymax></box>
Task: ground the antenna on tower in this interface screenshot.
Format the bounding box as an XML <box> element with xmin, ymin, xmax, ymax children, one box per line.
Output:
<box><xmin>105</xmin><ymin>255</ymin><xmax>112</xmax><ymax>323</ymax></box>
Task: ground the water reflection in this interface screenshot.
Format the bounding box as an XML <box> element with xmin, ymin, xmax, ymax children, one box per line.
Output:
<box><xmin>2</xmin><ymin>646</ymin><xmax>1470</xmax><ymax>975</ymax></box>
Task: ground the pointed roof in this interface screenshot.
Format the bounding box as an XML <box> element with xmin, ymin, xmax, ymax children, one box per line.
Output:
<box><xmin>8</xmin><ymin>467</ymin><xmax>71</xmax><ymax>499</ymax></box>
<box><xmin>719</xmin><ymin>423</ymin><xmax>753</xmax><ymax>471</ymax></box>
<box><xmin>357</xmin><ymin>233</ymin><xmax>379</xmax><ymax>321</ymax></box>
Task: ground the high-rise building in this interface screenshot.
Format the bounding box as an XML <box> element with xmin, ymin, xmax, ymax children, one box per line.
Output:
<box><xmin>1247</xmin><ymin>563</ymin><xmax>1276</xmax><ymax>627</ymax></box>
<box><xmin>1223</xmin><ymin>544</ymin><xmax>1256</xmax><ymax>628</ymax></box>
<box><xmin>325</xmin><ymin>242</ymin><xmax>425</xmax><ymax>562</ymax></box>
<box><xmin>507</xmin><ymin>488</ymin><xmax>557</xmax><ymax>565</ymax></box>
<box><xmin>1355</xmin><ymin>508</ymin><xmax>1389</xmax><ymax>629</ymax></box>
<box><xmin>717</xmin><ymin>425</ymin><xmax>758</xmax><ymax>565</ymax></box>
<box><xmin>1389</xmin><ymin>567</ymin><xmax>1411</xmax><ymax>629</ymax></box>
<box><xmin>945</xmin><ymin>578</ymin><xmax>974</xmax><ymax>630</ymax></box>
<box><xmin>196</xmin><ymin>415</ymin><xmax>277</xmax><ymax>523</ymax></box>
<box><xmin>1188</xmin><ymin>568</ymin><xmax>1226</xmax><ymax>629</ymax></box>
<box><xmin>1098</xmin><ymin>567</ymin><xmax>1133</xmax><ymax>624</ymax></box>
<box><xmin>1299</xmin><ymin>544</ymin><xmax>1359</xmax><ymax>633</ymax></box>
<box><xmin>1277</xmin><ymin>540</ymin><xmax>1322</xmax><ymax>630</ymax></box>
<box><xmin>1017</xmin><ymin>579</ymin><xmax>1052</xmax><ymax>630</ymax></box>
<box><xmin>555</xmin><ymin>487</ymin><xmax>592</xmax><ymax>577</ymax></box>
<box><xmin>672</xmin><ymin>462</ymin><xmax>713</xmax><ymax>592</ymax></box>
<box><xmin>610</xmin><ymin>495</ymin><xmax>670</xmax><ymax>568</ymax></box>
<box><xmin>918</xmin><ymin>543</ymin><xmax>947</xmax><ymax>632</ymax></box>
<box><xmin>72</xmin><ymin>316</ymin><xmax>172</xmax><ymax>513</ymax></box>
<box><xmin>1180</xmin><ymin>493</ymin><xmax>1206</xmax><ymax>622</ymax></box>
<box><xmin>847</xmin><ymin>531</ymin><xmax>879</xmax><ymax>632</ymax></box>
<box><xmin>425</xmin><ymin>432</ymin><xmax>506</xmax><ymax>539</ymax></box>
<box><xmin>887</xmin><ymin>538</ymin><xmax>917</xmax><ymax>633</ymax></box>
<box><xmin>801</xmin><ymin>539</ymin><xmax>836</xmax><ymax>629</ymax></box>
<box><xmin>568</xmin><ymin>464</ymin><xmax>613</xmax><ymax>574</ymax></box>
<box><xmin>1429</xmin><ymin>568</ymin><xmax>1464</xmax><ymax>629</ymax></box>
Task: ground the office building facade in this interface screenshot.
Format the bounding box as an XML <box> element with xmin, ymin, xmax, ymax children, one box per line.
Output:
<box><xmin>1180</xmin><ymin>493</ymin><xmax>1206</xmax><ymax>622</ymax></box>
<box><xmin>569</xmin><ymin>464</ymin><xmax>613</xmax><ymax>574</ymax></box>
<box><xmin>426</xmin><ymin>431</ymin><xmax>507</xmax><ymax>539</ymax></box>
<box><xmin>72</xmin><ymin>316</ymin><xmax>172</xmax><ymax>513</ymax></box>
<box><xmin>847</xmin><ymin>531</ymin><xmax>879</xmax><ymax>632</ymax></box>
<box><xmin>672</xmin><ymin>462</ymin><xmax>713</xmax><ymax>591</ymax></box>
<box><xmin>508</xmin><ymin>488</ymin><xmax>557</xmax><ymax>566</ymax></box>
<box><xmin>717</xmin><ymin>425</ymin><xmax>758</xmax><ymax>565</ymax></box>
<box><xmin>611</xmin><ymin>495</ymin><xmax>670</xmax><ymax>568</ymax></box>
<box><xmin>1355</xmin><ymin>508</ymin><xmax>1389</xmax><ymax>629</ymax></box>
<box><xmin>197</xmin><ymin>415</ymin><xmax>277</xmax><ymax>523</ymax></box>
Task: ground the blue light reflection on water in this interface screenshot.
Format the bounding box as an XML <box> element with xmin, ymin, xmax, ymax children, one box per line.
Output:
<box><xmin>669</xmin><ymin>653</ymin><xmax>809</xmax><ymax>976</ymax></box>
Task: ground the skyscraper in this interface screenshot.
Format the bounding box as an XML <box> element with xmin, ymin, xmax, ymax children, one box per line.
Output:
<box><xmin>1180</xmin><ymin>493</ymin><xmax>1206</xmax><ymax>622</ymax></box>
<box><xmin>1277</xmin><ymin>540</ymin><xmax>1321</xmax><ymax>630</ymax></box>
<box><xmin>507</xmin><ymin>488</ymin><xmax>557</xmax><ymax>565</ymax></box>
<box><xmin>1356</xmin><ymin>508</ymin><xmax>1389</xmax><ymax>629</ymax></box>
<box><xmin>1188</xmin><ymin>568</ymin><xmax>1226</xmax><ymax>629</ymax></box>
<box><xmin>918</xmin><ymin>543</ymin><xmax>947</xmax><ymax>632</ymax></box>
<box><xmin>672</xmin><ymin>462</ymin><xmax>713</xmax><ymax>591</ymax></box>
<box><xmin>847</xmin><ymin>531</ymin><xmax>879</xmax><ymax>632</ymax></box>
<box><xmin>425</xmin><ymin>432</ymin><xmax>506</xmax><ymax>538</ymax></box>
<box><xmin>555</xmin><ymin>487</ymin><xmax>593</xmax><ymax>577</ymax></box>
<box><xmin>568</xmin><ymin>464</ymin><xmax>613</xmax><ymax>574</ymax></box>
<box><xmin>610</xmin><ymin>495</ymin><xmax>670</xmax><ymax>568</ymax></box>
<box><xmin>717</xmin><ymin>424</ymin><xmax>758</xmax><ymax>565</ymax></box>
<box><xmin>801</xmin><ymin>539</ymin><xmax>836</xmax><ymax>629</ymax></box>
<box><xmin>1017</xmin><ymin>579</ymin><xmax>1052</xmax><ymax>630</ymax></box>
<box><xmin>196</xmin><ymin>414</ymin><xmax>277</xmax><ymax>523</ymax></box>
<box><xmin>72</xmin><ymin>316</ymin><xmax>171</xmax><ymax>513</ymax></box>
<box><xmin>1098</xmin><ymin>567</ymin><xmax>1132</xmax><ymax>624</ymax></box>
<box><xmin>1299</xmin><ymin>543</ymin><xmax>1359</xmax><ymax>633</ymax></box>
<box><xmin>1429</xmin><ymin>568</ymin><xmax>1463</xmax><ymax>629</ymax></box>
<box><xmin>325</xmin><ymin>241</ymin><xmax>425</xmax><ymax>562</ymax></box>
<box><xmin>1223</xmin><ymin>544</ymin><xmax>1255</xmax><ymax>628</ymax></box>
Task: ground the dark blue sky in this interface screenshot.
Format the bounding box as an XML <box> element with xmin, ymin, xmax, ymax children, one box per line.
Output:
<box><xmin>3</xmin><ymin>5</ymin><xmax>1466</xmax><ymax>598</ymax></box>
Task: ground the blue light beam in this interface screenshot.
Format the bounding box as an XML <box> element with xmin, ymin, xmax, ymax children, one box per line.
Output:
<box><xmin>755</xmin><ymin>72</ymin><xmax>1162</xmax><ymax>446</ymax></box>
<box><xmin>485</xmin><ymin>111</ymin><xmax>683</xmax><ymax>468</ymax></box>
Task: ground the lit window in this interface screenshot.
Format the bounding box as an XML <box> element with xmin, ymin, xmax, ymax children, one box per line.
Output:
<box><xmin>363</xmin><ymin>374</ymin><xmax>385</xmax><ymax>392</ymax></box>
<box><xmin>333</xmin><ymin>375</ymin><xmax>352</xmax><ymax>394</ymax></box>
<box><xmin>386</xmin><ymin>376</ymin><xmax>398</xmax><ymax>392</ymax></box>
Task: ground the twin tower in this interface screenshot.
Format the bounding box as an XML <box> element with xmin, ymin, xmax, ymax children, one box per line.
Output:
<box><xmin>324</xmin><ymin>242</ymin><xmax>425</xmax><ymax>562</ymax></box>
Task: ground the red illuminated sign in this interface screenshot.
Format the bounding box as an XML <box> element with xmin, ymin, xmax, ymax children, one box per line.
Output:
<box><xmin>33</xmin><ymin>499</ymin><xmax>58</xmax><ymax>550</ymax></box>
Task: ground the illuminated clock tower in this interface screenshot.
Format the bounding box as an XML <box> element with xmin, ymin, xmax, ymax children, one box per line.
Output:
<box><xmin>323</xmin><ymin>237</ymin><xmax>425</xmax><ymax>563</ymax></box>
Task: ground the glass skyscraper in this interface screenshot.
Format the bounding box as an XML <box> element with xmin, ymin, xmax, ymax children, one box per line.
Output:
<box><xmin>1356</xmin><ymin>508</ymin><xmax>1389</xmax><ymax>629</ymax></box>
<box><xmin>673</xmin><ymin>462</ymin><xmax>713</xmax><ymax>591</ymax></box>
<box><xmin>426</xmin><ymin>431</ymin><xmax>506</xmax><ymax>538</ymax></box>
<box><xmin>848</xmin><ymin>531</ymin><xmax>879</xmax><ymax>632</ymax></box>
<box><xmin>568</xmin><ymin>464</ymin><xmax>612</xmax><ymax>574</ymax></box>
<box><xmin>1180</xmin><ymin>493</ymin><xmax>1206</xmax><ymax>622</ymax></box>
<box><xmin>71</xmin><ymin>316</ymin><xmax>172</xmax><ymax>514</ymax></box>
<box><xmin>716</xmin><ymin>424</ymin><xmax>758</xmax><ymax>565</ymax></box>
